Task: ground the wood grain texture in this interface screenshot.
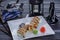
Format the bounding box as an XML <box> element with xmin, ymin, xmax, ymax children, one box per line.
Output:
<box><xmin>0</xmin><ymin>0</ymin><xmax>60</xmax><ymax>40</ymax></box>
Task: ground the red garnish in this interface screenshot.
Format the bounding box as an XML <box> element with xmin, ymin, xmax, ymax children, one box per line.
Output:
<box><xmin>40</xmin><ymin>26</ymin><xmax>46</xmax><ymax>33</ymax></box>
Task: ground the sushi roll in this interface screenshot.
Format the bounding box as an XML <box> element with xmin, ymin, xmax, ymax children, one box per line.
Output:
<box><xmin>26</xmin><ymin>24</ymin><xmax>33</xmax><ymax>31</ymax></box>
<box><xmin>17</xmin><ymin>27</ymin><xmax>27</xmax><ymax>37</ymax></box>
<box><xmin>32</xmin><ymin>19</ymin><xmax>39</xmax><ymax>24</ymax></box>
<box><xmin>34</xmin><ymin>17</ymin><xmax>40</xmax><ymax>21</ymax></box>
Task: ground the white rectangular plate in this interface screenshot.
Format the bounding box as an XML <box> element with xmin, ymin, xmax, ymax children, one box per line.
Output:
<box><xmin>7</xmin><ymin>16</ymin><xmax>55</xmax><ymax>40</ymax></box>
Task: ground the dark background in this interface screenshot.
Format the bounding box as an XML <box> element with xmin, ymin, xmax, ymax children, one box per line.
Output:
<box><xmin>0</xmin><ymin>0</ymin><xmax>60</xmax><ymax>40</ymax></box>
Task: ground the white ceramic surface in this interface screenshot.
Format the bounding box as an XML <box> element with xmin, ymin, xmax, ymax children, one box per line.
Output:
<box><xmin>7</xmin><ymin>16</ymin><xmax>55</xmax><ymax>40</ymax></box>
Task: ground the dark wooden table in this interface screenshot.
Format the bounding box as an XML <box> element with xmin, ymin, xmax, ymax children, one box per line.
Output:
<box><xmin>0</xmin><ymin>17</ymin><xmax>60</xmax><ymax>40</ymax></box>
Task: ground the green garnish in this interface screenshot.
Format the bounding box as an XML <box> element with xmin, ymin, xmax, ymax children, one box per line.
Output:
<box><xmin>33</xmin><ymin>30</ymin><xmax>38</xmax><ymax>35</ymax></box>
